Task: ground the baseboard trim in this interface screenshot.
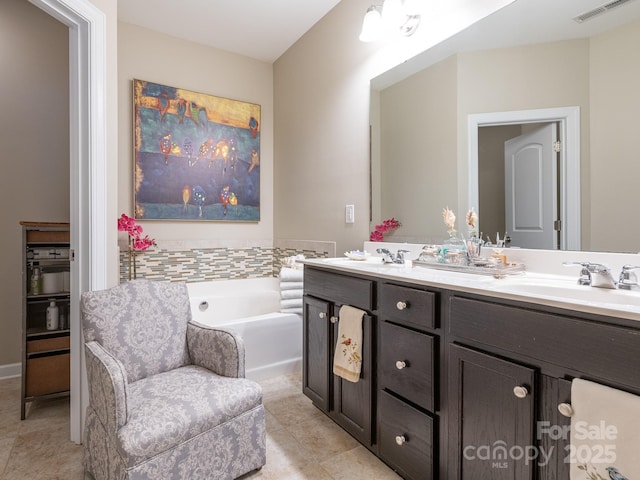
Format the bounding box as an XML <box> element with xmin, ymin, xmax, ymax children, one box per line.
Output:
<box><xmin>0</xmin><ymin>363</ymin><xmax>21</xmax><ymax>380</ymax></box>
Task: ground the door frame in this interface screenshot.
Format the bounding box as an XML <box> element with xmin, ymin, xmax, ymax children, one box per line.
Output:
<box><xmin>29</xmin><ymin>0</ymin><xmax>109</xmax><ymax>443</ymax></box>
<box><xmin>468</xmin><ymin>107</ymin><xmax>581</xmax><ymax>251</ymax></box>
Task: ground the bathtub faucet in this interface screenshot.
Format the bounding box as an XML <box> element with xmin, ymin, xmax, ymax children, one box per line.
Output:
<box><xmin>377</xmin><ymin>248</ymin><xmax>409</xmax><ymax>264</ymax></box>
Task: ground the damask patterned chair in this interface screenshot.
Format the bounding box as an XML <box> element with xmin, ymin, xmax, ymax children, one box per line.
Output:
<box><xmin>80</xmin><ymin>280</ymin><xmax>266</xmax><ymax>480</ymax></box>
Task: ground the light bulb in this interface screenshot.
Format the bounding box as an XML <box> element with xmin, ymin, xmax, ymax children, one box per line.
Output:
<box><xmin>359</xmin><ymin>6</ymin><xmax>382</xmax><ymax>42</ymax></box>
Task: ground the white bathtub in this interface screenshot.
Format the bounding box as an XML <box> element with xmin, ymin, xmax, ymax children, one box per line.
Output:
<box><xmin>187</xmin><ymin>277</ymin><xmax>302</xmax><ymax>381</ymax></box>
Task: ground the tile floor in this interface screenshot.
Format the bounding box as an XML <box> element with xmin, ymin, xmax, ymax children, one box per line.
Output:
<box><xmin>0</xmin><ymin>373</ymin><xmax>401</xmax><ymax>479</ymax></box>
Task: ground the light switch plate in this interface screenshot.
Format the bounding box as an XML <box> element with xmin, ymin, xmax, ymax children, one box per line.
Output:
<box><xmin>345</xmin><ymin>204</ymin><xmax>355</xmax><ymax>224</ymax></box>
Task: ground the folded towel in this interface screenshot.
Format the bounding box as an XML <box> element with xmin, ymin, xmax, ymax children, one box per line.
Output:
<box><xmin>332</xmin><ymin>305</ymin><xmax>365</xmax><ymax>383</ymax></box>
<box><xmin>569</xmin><ymin>378</ymin><xmax>640</xmax><ymax>479</ymax></box>
<box><xmin>280</xmin><ymin>289</ymin><xmax>303</xmax><ymax>300</ymax></box>
<box><xmin>281</xmin><ymin>254</ymin><xmax>305</xmax><ymax>270</ymax></box>
<box><xmin>280</xmin><ymin>298</ymin><xmax>302</xmax><ymax>309</ymax></box>
<box><xmin>280</xmin><ymin>267</ymin><xmax>304</xmax><ymax>282</ymax></box>
<box><xmin>280</xmin><ymin>307</ymin><xmax>303</xmax><ymax>315</ymax></box>
<box><xmin>280</xmin><ymin>281</ymin><xmax>304</xmax><ymax>291</ymax></box>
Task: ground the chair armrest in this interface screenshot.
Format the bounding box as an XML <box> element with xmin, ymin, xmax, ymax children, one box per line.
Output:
<box><xmin>186</xmin><ymin>322</ymin><xmax>245</xmax><ymax>378</ymax></box>
<box><xmin>85</xmin><ymin>341</ymin><xmax>129</xmax><ymax>431</ymax></box>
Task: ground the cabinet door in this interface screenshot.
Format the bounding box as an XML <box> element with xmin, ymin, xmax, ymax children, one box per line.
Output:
<box><xmin>449</xmin><ymin>344</ymin><xmax>535</xmax><ymax>480</ymax></box>
<box><xmin>332</xmin><ymin>311</ymin><xmax>374</xmax><ymax>446</ymax></box>
<box><xmin>303</xmin><ymin>295</ymin><xmax>331</xmax><ymax>411</ymax></box>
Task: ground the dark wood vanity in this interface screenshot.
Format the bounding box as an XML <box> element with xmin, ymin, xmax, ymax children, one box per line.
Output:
<box><xmin>302</xmin><ymin>264</ymin><xmax>640</xmax><ymax>479</ymax></box>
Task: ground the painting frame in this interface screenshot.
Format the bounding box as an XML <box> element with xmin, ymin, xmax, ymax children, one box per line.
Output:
<box><xmin>133</xmin><ymin>79</ymin><xmax>261</xmax><ymax>222</ymax></box>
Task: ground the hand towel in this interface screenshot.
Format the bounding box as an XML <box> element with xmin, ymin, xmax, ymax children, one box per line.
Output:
<box><xmin>332</xmin><ymin>305</ymin><xmax>365</xmax><ymax>383</ymax></box>
<box><xmin>569</xmin><ymin>378</ymin><xmax>640</xmax><ymax>479</ymax></box>
<box><xmin>280</xmin><ymin>267</ymin><xmax>304</xmax><ymax>282</ymax></box>
<box><xmin>280</xmin><ymin>298</ymin><xmax>302</xmax><ymax>309</ymax></box>
<box><xmin>280</xmin><ymin>289</ymin><xmax>303</xmax><ymax>300</ymax></box>
<box><xmin>280</xmin><ymin>281</ymin><xmax>304</xmax><ymax>291</ymax></box>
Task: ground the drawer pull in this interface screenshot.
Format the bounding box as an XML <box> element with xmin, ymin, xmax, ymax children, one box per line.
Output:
<box><xmin>319</xmin><ymin>312</ymin><xmax>326</xmax><ymax>319</ymax></box>
<box><xmin>395</xmin><ymin>360</ymin><xmax>407</xmax><ymax>370</ymax></box>
<box><xmin>330</xmin><ymin>316</ymin><xmax>338</xmax><ymax>324</ymax></box>
<box><xmin>395</xmin><ymin>435</ymin><xmax>407</xmax><ymax>446</ymax></box>
<box><xmin>513</xmin><ymin>386</ymin><xmax>529</xmax><ymax>399</ymax></box>
<box><xmin>558</xmin><ymin>403</ymin><xmax>574</xmax><ymax>418</ymax></box>
<box><xmin>396</xmin><ymin>301</ymin><xmax>408</xmax><ymax>311</ymax></box>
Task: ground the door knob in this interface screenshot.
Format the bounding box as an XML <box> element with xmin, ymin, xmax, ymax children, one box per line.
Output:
<box><xmin>395</xmin><ymin>360</ymin><xmax>407</xmax><ymax>370</ymax></box>
<box><xmin>396</xmin><ymin>301</ymin><xmax>408</xmax><ymax>310</ymax></box>
<box><xmin>513</xmin><ymin>386</ymin><xmax>529</xmax><ymax>399</ymax></box>
<box><xmin>558</xmin><ymin>403</ymin><xmax>574</xmax><ymax>418</ymax></box>
<box><xmin>330</xmin><ymin>316</ymin><xmax>338</xmax><ymax>324</ymax></box>
<box><xmin>395</xmin><ymin>435</ymin><xmax>407</xmax><ymax>446</ymax></box>
<box><xmin>319</xmin><ymin>312</ymin><xmax>326</xmax><ymax>319</ymax></box>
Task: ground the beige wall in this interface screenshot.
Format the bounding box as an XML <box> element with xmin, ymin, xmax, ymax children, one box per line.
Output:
<box><xmin>379</xmin><ymin>56</ymin><xmax>458</xmax><ymax>243</ymax></box>
<box><xmin>589</xmin><ymin>19</ymin><xmax>640</xmax><ymax>252</ymax></box>
<box><xmin>117</xmin><ymin>22</ymin><xmax>274</xmax><ymax>247</ymax></box>
<box><xmin>0</xmin><ymin>0</ymin><xmax>69</xmax><ymax>366</ymax></box>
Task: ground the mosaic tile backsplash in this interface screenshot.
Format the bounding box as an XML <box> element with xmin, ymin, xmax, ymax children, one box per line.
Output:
<box><xmin>119</xmin><ymin>245</ymin><xmax>331</xmax><ymax>283</ymax></box>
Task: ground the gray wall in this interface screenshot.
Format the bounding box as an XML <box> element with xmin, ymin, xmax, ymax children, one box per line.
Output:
<box><xmin>0</xmin><ymin>0</ymin><xmax>69</xmax><ymax>368</ymax></box>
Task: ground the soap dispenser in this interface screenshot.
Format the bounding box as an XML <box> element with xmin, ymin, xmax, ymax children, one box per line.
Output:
<box><xmin>46</xmin><ymin>300</ymin><xmax>59</xmax><ymax>330</ymax></box>
<box><xmin>30</xmin><ymin>266</ymin><xmax>41</xmax><ymax>295</ymax></box>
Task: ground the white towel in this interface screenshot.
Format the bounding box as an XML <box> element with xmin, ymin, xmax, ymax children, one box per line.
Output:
<box><xmin>280</xmin><ymin>267</ymin><xmax>304</xmax><ymax>282</ymax></box>
<box><xmin>280</xmin><ymin>298</ymin><xmax>302</xmax><ymax>309</ymax></box>
<box><xmin>280</xmin><ymin>281</ymin><xmax>303</xmax><ymax>291</ymax></box>
<box><xmin>569</xmin><ymin>378</ymin><xmax>640</xmax><ymax>479</ymax></box>
<box><xmin>280</xmin><ymin>289</ymin><xmax>303</xmax><ymax>300</ymax></box>
<box><xmin>332</xmin><ymin>305</ymin><xmax>365</xmax><ymax>383</ymax></box>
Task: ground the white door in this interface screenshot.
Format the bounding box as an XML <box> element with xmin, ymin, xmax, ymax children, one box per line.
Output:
<box><xmin>504</xmin><ymin>124</ymin><xmax>557</xmax><ymax>249</ymax></box>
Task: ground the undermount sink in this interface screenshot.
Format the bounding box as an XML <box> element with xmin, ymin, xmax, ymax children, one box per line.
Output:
<box><xmin>321</xmin><ymin>257</ymin><xmax>407</xmax><ymax>267</ymax></box>
<box><xmin>498</xmin><ymin>275</ymin><xmax>640</xmax><ymax>307</ymax></box>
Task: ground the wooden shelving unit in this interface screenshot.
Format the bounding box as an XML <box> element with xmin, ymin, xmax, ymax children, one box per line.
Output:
<box><xmin>20</xmin><ymin>221</ymin><xmax>71</xmax><ymax>419</ymax></box>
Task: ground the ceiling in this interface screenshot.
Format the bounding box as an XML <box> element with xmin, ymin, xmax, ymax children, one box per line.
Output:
<box><xmin>117</xmin><ymin>0</ymin><xmax>343</xmax><ymax>63</ymax></box>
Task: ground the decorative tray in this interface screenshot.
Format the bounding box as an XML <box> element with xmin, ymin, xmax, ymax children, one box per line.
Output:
<box><xmin>413</xmin><ymin>259</ymin><xmax>525</xmax><ymax>278</ymax></box>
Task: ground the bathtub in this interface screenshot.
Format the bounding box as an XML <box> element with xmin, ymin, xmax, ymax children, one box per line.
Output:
<box><xmin>187</xmin><ymin>277</ymin><xmax>302</xmax><ymax>381</ymax></box>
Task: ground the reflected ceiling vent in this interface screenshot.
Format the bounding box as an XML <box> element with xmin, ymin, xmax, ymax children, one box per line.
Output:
<box><xmin>573</xmin><ymin>0</ymin><xmax>637</xmax><ymax>22</ymax></box>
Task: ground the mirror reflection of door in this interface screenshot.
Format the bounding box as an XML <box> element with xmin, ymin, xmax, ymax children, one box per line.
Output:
<box><xmin>478</xmin><ymin>122</ymin><xmax>560</xmax><ymax>249</ymax></box>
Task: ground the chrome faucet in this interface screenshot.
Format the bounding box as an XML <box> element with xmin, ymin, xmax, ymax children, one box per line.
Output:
<box><xmin>377</xmin><ymin>248</ymin><xmax>409</xmax><ymax>264</ymax></box>
<box><xmin>618</xmin><ymin>265</ymin><xmax>640</xmax><ymax>290</ymax></box>
<box><xmin>563</xmin><ymin>261</ymin><xmax>618</xmax><ymax>289</ymax></box>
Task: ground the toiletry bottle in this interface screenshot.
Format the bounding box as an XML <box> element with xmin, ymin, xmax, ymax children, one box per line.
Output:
<box><xmin>46</xmin><ymin>301</ymin><xmax>59</xmax><ymax>330</ymax></box>
<box><xmin>31</xmin><ymin>267</ymin><xmax>41</xmax><ymax>295</ymax></box>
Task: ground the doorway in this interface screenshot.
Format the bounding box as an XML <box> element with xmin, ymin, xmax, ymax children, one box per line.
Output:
<box><xmin>468</xmin><ymin>107</ymin><xmax>581</xmax><ymax>251</ymax></box>
<box><xmin>29</xmin><ymin>0</ymin><xmax>109</xmax><ymax>444</ymax></box>
<box><xmin>479</xmin><ymin>122</ymin><xmax>559</xmax><ymax>249</ymax></box>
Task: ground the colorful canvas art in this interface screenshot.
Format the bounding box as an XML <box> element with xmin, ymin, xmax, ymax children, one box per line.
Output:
<box><xmin>133</xmin><ymin>79</ymin><xmax>261</xmax><ymax>221</ymax></box>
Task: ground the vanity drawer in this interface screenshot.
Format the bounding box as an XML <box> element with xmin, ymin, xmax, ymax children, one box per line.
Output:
<box><xmin>380</xmin><ymin>283</ymin><xmax>436</xmax><ymax>330</ymax></box>
<box><xmin>378</xmin><ymin>390</ymin><xmax>434</xmax><ymax>480</ymax></box>
<box><xmin>380</xmin><ymin>321</ymin><xmax>435</xmax><ymax>411</ymax></box>
<box><xmin>304</xmin><ymin>267</ymin><xmax>373</xmax><ymax>311</ymax></box>
<box><xmin>449</xmin><ymin>295</ymin><xmax>640</xmax><ymax>388</ymax></box>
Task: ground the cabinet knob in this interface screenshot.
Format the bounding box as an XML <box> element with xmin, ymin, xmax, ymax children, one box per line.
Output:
<box><xmin>330</xmin><ymin>316</ymin><xmax>338</xmax><ymax>324</ymax></box>
<box><xmin>318</xmin><ymin>312</ymin><xmax>326</xmax><ymax>319</ymax></box>
<box><xmin>513</xmin><ymin>386</ymin><xmax>529</xmax><ymax>399</ymax></box>
<box><xmin>395</xmin><ymin>435</ymin><xmax>407</xmax><ymax>446</ymax></box>
<box><xmin>558</xmin><ymin>403</ymin><xmax>574</xmax><ymax>418</ymax></box>
<box><xmin>396</xmin><ymin>301</ymin><xmax>408</xmax><ymax>311</ymax></box>
<box><xmin>395</xmin><ymin>360</ymin><xmax>407</xmax><ymax>370</ymax></box>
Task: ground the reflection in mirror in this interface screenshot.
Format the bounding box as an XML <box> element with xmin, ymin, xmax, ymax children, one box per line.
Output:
<box><xmin>370</xmin><ymin>0</ymin><xmax>640</xmax><ymax>252</ymax></box>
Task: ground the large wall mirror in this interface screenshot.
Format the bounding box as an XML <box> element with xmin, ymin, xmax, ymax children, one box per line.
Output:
<box><xmin>370</xmin><ymin>0</ymin><xmax>640</xmax><ymax>253</ymax></box>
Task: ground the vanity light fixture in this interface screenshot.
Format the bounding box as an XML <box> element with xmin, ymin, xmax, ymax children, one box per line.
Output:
<box><xmin>359</xmin><ymin>0</ymin><xmax>422</xmax><ymax>42</ymax></box>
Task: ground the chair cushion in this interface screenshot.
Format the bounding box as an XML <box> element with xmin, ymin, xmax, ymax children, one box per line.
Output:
<box><xmin>82</xmin><ymin>280</ymin><xmax>191</xmax><ymax>383</ymax></box>
<box><xmin>116</xmin><ymin>365</ymin><xmax>262</xmax><ymax>466</ymax></box>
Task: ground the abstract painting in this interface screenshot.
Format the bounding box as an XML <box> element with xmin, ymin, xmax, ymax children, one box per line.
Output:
<box><xmin>133</xmin><ymin>79</ymin><xmax>261</xmax><ymax>221</ymax></box>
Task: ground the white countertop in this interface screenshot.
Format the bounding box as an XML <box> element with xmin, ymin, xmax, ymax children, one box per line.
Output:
<box><xmin>301</xmin><ymin>256</ymin><xmax>640</xmax><ymax>322</ymax></box>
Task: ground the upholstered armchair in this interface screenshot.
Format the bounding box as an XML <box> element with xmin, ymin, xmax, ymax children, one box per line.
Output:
<box><xmin>80</xmin><ymin>280</ymin><xmax>266</xmax><ymax>480</ymax></box>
